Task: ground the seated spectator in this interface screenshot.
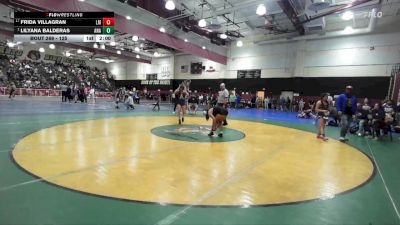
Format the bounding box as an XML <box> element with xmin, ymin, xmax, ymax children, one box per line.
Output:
<box><xmin>383</xmin><ymin>100</ymin><xmax>395</xmax><ymax>125</ymax></box>
<box><xmin>370</xmin><ymin>103</ymin><xmax>386</xmax><ymax>140</ymax></box>
<box><xmin>356</xmin><ymin>98</ymin><xmax>371</xmax><ymax>136</ymax></box>
<box><xmin>0</xmin><ymin>57</ymin><xmax>114</xmax><ymax>92</ymax></box>
<box><xmin>188</xmin><ymin>93</ymin><xmax>199</xmax><ymax>114</ymax></box>
<box><xmin>395</xmin><ymin>101</ymin><xmax>400</xmax><ymax>132</ymax></box>
<box><xmin>126</xmin><ymin>92</ymin><xmax>135</xmax><ymax>110</ymax></box>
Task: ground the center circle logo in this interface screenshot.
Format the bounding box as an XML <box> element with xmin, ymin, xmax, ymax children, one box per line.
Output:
<box><xmin>151</xmin><ymin>124</ymin><xmax>246</xmax><ymax>142</ymax></box>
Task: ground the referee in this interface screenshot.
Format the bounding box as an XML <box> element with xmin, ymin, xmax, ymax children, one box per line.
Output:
<box><xmin>217</xmin><ymin>83</ymin><xmax>229</xmax><ymax>126</ymax></box>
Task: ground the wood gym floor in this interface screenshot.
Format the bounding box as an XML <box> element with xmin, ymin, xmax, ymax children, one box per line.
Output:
<box><xmin>0</xmin><ymin>97</ymin><xmax>399</xmax><ymax>225</ymax></box>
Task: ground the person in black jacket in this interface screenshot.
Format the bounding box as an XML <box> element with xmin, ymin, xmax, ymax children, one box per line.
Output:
<box><xmin>371</xmin><ymin>103</ymin><xmax>385</xmax><ymax>140</ymax></box>
<box><xmin>66</xmin><ymin>84</ymin><xmax>72</xmax><ymax>103</ymax></box>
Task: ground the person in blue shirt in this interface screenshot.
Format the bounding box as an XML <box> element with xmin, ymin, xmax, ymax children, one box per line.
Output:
<box><xmin>235</xmin><ymin>94</ymin><xmax>241</xmax><ymax>109</ymax></box>
<box><xmin>335</xmin><ymin>85</ymin><xmax>357</xmax><ymax>142</ymax></box>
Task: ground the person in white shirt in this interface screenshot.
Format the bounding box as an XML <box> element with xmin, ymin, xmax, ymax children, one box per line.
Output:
<box><xmin>264</xmin><ymin>96</ymin><xmax>270</xmax><ymax>110</ymax></box>
<box><xmin>299</xmin><ymin>98</ymin><xmax>305</xmax><ymax>112</ymax></box>
<box><xmin>217</xmin><ymin>83</ymin><xmax>229</xmax><ymax>107</ymax></box>
<box><xmin>126</xmin><ymin>92</ymin><xmax>135</xmax><ymax>110</ymax></box>
<box><xmin>217</xmin><ymin>83</ymin><xmax>229</xmax><ymax>126</ymax></box>
<box><xmin>88</xmin><ymin>87</ymin><xmax>95</xmax><ymax>104</ymax></box>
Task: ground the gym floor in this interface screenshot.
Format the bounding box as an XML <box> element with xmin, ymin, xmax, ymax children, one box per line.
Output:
<box><xmin>0</xmin><ymin>97</ymin><xmax>399</xmax><ymax>225</ymax></box>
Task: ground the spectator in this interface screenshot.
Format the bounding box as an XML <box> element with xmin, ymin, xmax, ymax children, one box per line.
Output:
<box><xmin>60</xmin><ymin>83</ymin><xmax>68</xmax><ymax>102</ymax></box>
<box><xmin>66</xmin><ymin>84</ymin><xmax>73</xmax><ymax>103</ymax></box>
<box><xmin>126</xmin><ymin>92</ymin><xmax>135</xmax><ymax>110</ymax></box>
<box><xmin>229</xmin><ymin>92</ymin><xmax>236</xmax><ymax>108</ymax></box>
<box><xmin>280</xmin><ymin>97</ymin><xmax>286</xmax><ymax>111</ymax></box>
<box><xmin>299</xmin><ymin>98</ymin><xmax>305</xmax><ymax>112</ymax></box>
<box><xmin>235</xmin><ymin>94</ymin><xmax>241</xmax><ymax>109</ymax></box>
<box><xmin>8</xmin><ymin>82</ymin><xmax>16</xmax><ymax>99</ymax></box>
<box><xmin>0</xmin><ymin>58</ymin><xmax>114</xmax><ymax>92</ymax></box>
<box><xmin>356</xmin><ymin>98</ymin><xmax>371</xmax><ymax>136</ymax></box>
<box><xmin>88</xmin><ymin>86</ymin><xmax>95</xmax><ymax>104</ymax></box>
<box><xmin>286</xmin><ymin>97</ymin><xmax>291</xmax><ymax>112</ymax></box>
<box><xmin>188</xmin><ymin>93</ymin><xmax>199</xmax><ymax>114</ymax></box>
<box><xmin>371</xmin><ymin>103</ymin><xmax>386</xmax><ymax>140</ymax></box>
<box><xmin>264</xmin><ymin>96</ymin><xmax>270</xmax><ymax>110</ymax></box>
<box><xmin>383</xmin><ymin>100</ymin><xmax>395</xmax><ymax>125</ymax></box>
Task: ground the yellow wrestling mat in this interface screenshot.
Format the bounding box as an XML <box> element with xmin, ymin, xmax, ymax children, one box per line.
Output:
<box><xmin>12</xmin><ymin>116</ymin><xmax>374</xmax><ymax>206</ymax></box>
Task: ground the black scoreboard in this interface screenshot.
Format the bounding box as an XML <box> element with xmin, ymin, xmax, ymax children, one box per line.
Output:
<box><xmin>14</xmin><ymin>12</ymin><xmax>115</xmax><ymax>43</ymax></box>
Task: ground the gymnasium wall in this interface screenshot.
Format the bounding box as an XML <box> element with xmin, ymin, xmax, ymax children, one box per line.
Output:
<box><xmin>107</xmin><ymin>57</ymin><xmax>173</xmax><ymax>80</ymax></box>
<box><xmin>228</xmin><ymin>31</ymin><xmax>400</xmax><ymax>78</ymax></box>
<box><xmin>110</xmin><ymin>31</ymin><xmax>399</xmax><ymax>81</ymax></box>
<box><xmin>174</xmin><ymin>54</ymin><xmax>227</xmax><ymax>79</ymax></box>
<box><xmin>112</xmin><ymin>31</ymin><xmax>400</xmax><ymax>99</ymax></box>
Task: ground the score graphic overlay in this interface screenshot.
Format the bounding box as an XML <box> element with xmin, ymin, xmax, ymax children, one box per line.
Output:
<box><xmin>14</xmin><ymin>12</ymin><xmax>115</xmax><ymax>43</ymax></box>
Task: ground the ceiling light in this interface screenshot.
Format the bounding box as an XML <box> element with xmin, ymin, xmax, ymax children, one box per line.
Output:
<box><xmin>117</xmin><ymin>50</ymin><xmax>121</xmax><ymax>54</ymax></box>
<box><xmin>220</xmin><ymin>33</ymin><xmax>227</xmax><ymax>39</ymax></box>
<box><xmin>159</xmin><ymin>27</ymin><xmax>166</xmax><ymax>33</ymax></box>
<box><xmin>49</xmin><ymin>44</ymin><xmax>55</xmax><ymax>49</ymax></box>
<box><xmin>110</xmin><ymin>41</ymin><xmax>116</xmax><ymax>46</ymax></box>
<box><xmin>202</xmin><ymin>46</ymin><xmax>206</xmax><ymax>50</ymax></box>
<box><xmin>165</xmin><ymin>0</ymin><xmax>175</xmax><ymax>10</ymax></box>
<box><xmin>198</xmin><ymin>19</ymin><xmax>207</xmax><ymax>28</ymax></box>
<box><xmin>236</xmin><ymin>40</ymin><xmax>243</xmax><ymax>47</ymax></box>
<box><xmin>78</xmin><ymin>0</ymin><xmax>85</xmax><ymax>2</ymax></box>
<box><xmin>184</xmin><ymin>39</ymin><xmax>188</xmax><ymax>42</ymax></box>
<box><xmin>7</xmin><ymin>42</ymin><xmax>15</xmax><ymax>48</ymax></box>
<box><xmin>126</xmin><ymin>15</ymin><xmax>132</xmax><ymax>20</ymax></box>
<box><xmin>136</xmin><ymin>54</ymin><xmax>140</xmax><ymax>59</ymax></box>
<box><xmin>343</xmin><ymin>26</ymin><xmax>354</xmax><ymax>34</ymax></box>
<box><xmin>256</xmin><ymin>4</ymin><xmax>267</xmax><ymax>16</ymax></box>
<box><xmin>77</xmin><ymin>49</ymin><xmax>82</xmax><ymax>54</ymax></box>
<box><xmin>30</xmin><ymin>41</ymin><xmax>36</xmax><ymax>44</ymax></box>
<box><xmin>132</xmin><ymin>35</ymin><xmax>139</xmax><ymax>41</ymax></box>
<box><xmin>154</xmin><ymin>52</ymin><xmax>160</xmax><ymax>57</ymax></box>
<box><xmin>134</xmin><ymin>47</ymin><xmax>140</xmax><ymax>52</ymax></box>
<box><xmin>39</xmin><ymin>47</ymin><xmax>45</xmax><ymax>53</ymax></box>
<box><xmin>140</xmin><ymin>43</ymin><xmax>144</xmax><ymax>48</ymax></box>
<box><xmin>342</xmin><ymin>11</ymin><xmax>354</xmax><ymax>21</ymax></box>
<box><xmin>100</xmin><ymin>44</ymin><xmax>105</xmax><ymax>49</ymax></box>
<box><xmin>93</xmin><ymin>43</ymin><xmax>98</xmax><ymax>48</ymax></box>
<box><xmin>65</xmin><ymin>52</ymin><xmax>71</xmax><ymax>57</ymax></box>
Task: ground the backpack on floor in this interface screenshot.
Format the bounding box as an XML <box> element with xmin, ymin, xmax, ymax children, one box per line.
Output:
<box><xmin>349</xmin><ymin>121</ymin><xmax>359</xmax><ymax>134</ymax></box>
<box><xmin>328</xmin><ymin>120</ymin><xmax>338</xmax><ymax>127</ymax></box>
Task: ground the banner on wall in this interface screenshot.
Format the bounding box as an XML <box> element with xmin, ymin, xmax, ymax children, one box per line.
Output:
<box><xmin>237</xmin><ymin>69</ymin><xmax>261</xmax><ymax>78</ymax></box>
<box><xmin>141</xmin><ymin>80</ymin><xmax>171</xmax><ymax>86</ymax></box>
<box><xmin>27</xmin><ymin>50</ymin><xmax>41</xmax><ymax>61</ymax></box>
<box><xmin>44</xmin><ymin>54</ymin><xmax>86</xmax><ymax>65</ymax></box>
<box><xmin>0</xmin><ymin>46</ymin><xmax>24</xmax><ymax>57</ymax></box>
<box><xmin>159</xmin><ymin>65</ymin><xmax>171</xmax><ymax>79</ymax></box>
<box><xmin>146</xmin><ymin>74</ymin><xmax>158</xmax><ymax>80</ymax></box>
<box><xmin>206</xmin><ymin>66</ymin><xmax>216</xmax><ymax>72</ymax></box>
<box><xmin>190</xmin><ymin>62</ymin><xmax>202</xmax><ymax>74</ymax></box>
<box><xmin>180</xmin><ymin>65</ymin><xmax>189</xmax><ymax>73</ymax></box>
<box><xmin>0</xmin><ymin>46</ymin><xmax>86</xmax><ymax>65</ymax></box>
